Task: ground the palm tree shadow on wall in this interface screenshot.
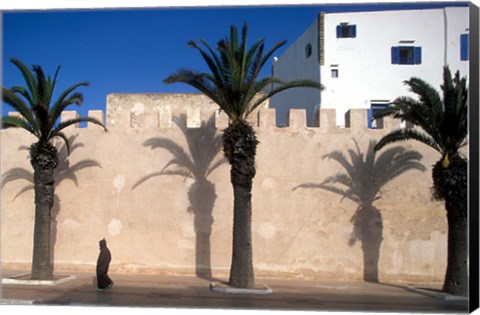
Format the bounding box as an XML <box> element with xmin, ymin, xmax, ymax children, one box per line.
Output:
<box><xmin>132</xmin><ymin>113</ymin><xmax>226</xmax><ymax>280</ymax></box>
<box><xmin>2</xmin><ymin>134</ymin><xmax>102</xmax><ymax>274</ymax></box>
<box><xmin>293</xmin><ymin>139</ymin><xmax>426</xmax><ymax>282</ymax></box>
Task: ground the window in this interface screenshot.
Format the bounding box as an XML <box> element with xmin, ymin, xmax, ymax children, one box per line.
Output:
<box><xmin>460</xmin><ymin>34</ymin><xmax>469</xmax><ymax>61</ymax></box>
<box><xmin>305</xmin><ymin>43</ymin><xmax>312</xmax><ymax>59</ymax></box>
<box><xmin>331</xmin><ymin>69</ymin><xmax>339</xmax><ymax>78</ymax></box>
<box><xmin>368</xmin><ymin>103</ymin><xmax>389</xmax><ymax>129</ymax></box>
<box><xmin>336</xmin><ymin>24</ymin><xmax>356</xmax><ymax>38</ymax></box>
<box><xmin>391</xmin><ymin>46</ymin><xmax>422</xmax><ymax>65</ymax></box>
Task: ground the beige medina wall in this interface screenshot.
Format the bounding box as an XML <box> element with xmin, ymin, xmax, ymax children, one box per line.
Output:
<box><xmin>1</xmin><ymin>93</ymin><xmax>452</xmax><ymax>284</ymax></box>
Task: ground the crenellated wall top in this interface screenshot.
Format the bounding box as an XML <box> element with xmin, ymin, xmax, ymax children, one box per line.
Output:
<box><xmin>4</xmin><ymin>93</ymin><xmax>402</xmax><ymax>132</ymax></box>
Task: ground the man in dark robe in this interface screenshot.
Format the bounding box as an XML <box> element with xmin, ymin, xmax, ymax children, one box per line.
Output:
<box><xmin>96</xmin><ymin>239</ymin><xmax>113</xmax><ymax>291</ymax></box>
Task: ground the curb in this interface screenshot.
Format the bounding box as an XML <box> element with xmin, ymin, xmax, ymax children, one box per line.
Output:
<box><xmin>406</xmin><ymin>286</ymin><xmax>469</xmax><ymax>301</ymax></box>
<box><xmin>0</xmin><ymin>299</ymin><xmax>35</xmax><ymax>305</ymax></box>
<box><xmin>210</xmin><ymin>282</ymin><xmax>273</xmax><ymax>295</ymax></box>
<box><xmin>1</xmin><ymin>273</ymin><xmax>76</xmax><ymax>286</ymax></box>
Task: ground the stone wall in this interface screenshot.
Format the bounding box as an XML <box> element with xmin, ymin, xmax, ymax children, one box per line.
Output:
<box><xmin>1</xmin><ymin>93</ymin><xmax>455</xmax><ymax>284</ymax></box>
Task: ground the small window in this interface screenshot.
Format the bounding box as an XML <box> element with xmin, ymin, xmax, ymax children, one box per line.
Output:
<box><xmin>331</xmin><ymin>69</ymin><xmax>339</xmax><ymax>78</ymax></box>
<box><xmin>336</xmin><ymin>24</ymin><xmax>356</xmax><ymax>38</ymax></box>
<box><xmin>305</xmin><ymin>43</ymin><xmax>312</xmax><ymax>59</ymax></box>
<box><xmin>368</xmin><ymin>103</ymin><xmax>389</xmax><ymax>129</ymax></box>
<box><xmin>460</xmin><ymin>34</ymin><xmax>469</xmax><ymax>61</ymax></box>
<box><xmin>391</xmin><ymin>46</ymin><xmax>421</xmax><ymax>65</ymax></box>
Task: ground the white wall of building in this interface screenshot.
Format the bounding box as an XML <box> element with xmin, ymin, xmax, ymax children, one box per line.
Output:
<box><xmin>444</xmin><ymin>7</ymin><xmax>470</xmax><ymax>76</ymax></box>
<box><xmin>270</xmin><ymin>16</ymin><xmax>321</xmax><ymax>126</ymax></box>
<box><xmin>271</xmin><ymin>6</ymin><xmax>469</xmax><ymax>127</ymax></box>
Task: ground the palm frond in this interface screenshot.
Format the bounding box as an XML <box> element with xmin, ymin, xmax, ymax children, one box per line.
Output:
<box><xmin>190</xmin><ymin>39</ymin><xmax>227</xmax><ymax>90</ymax></box>
<box><xmin>441</xmin><ymin>66</ymin><xmax>455</xmax><ymax>116</ymax></box>
<box><xmin>49</xmin><ymin>91</ymin><xmax>85</xmax><ymax>127</ymax></box>
<box><xmin>165</xmin><ymin>23</ymin><xmax>322</xmax><ymax>122</ymax></box>
<box><xmin>55</xmin><ymin>117</ymin><xmax>106</xmax><ymax>135</ymax></box>
<box><xmin>374</xmin><ymin>128</ymin><xmax>441</xmax><ymax>153</ymax></box>
<box><xmin>49</xmin><ymin>82</ymin><xmax>89</xmax><ymax>124</ymax></box>
<box><xmin>50</xmin><ymin>130</ymin><xmax>71</xmax><ymax>155</ymax></box>
<box><xmin>374</xmin><ymin>98</ymin><xmax>442</xmax><ymax>146</ymax></box>
<box><xmin>247</xmin><ymin>79</ymin><xmax>322</xmax><ymax>118</ymax></box>
<box><xmin>32</xmin><ymin>104</ymin><xmax>50</xmax><ymax>140</ymax></box>
<box><xmin>10</xmin><ymin>85</ymin><xmax>34</xmax><ymax>106</ymax></box>
<box><xmin>1</xmin><ymin>115</ymin><xmax>38</xmax><ymax>137</ymax></box>
<box><xmin>164</xmin><ymin>70</ymin><xmax>223</xmax><ymax>108</ymax></box>
<box><xmin>259</xmin><ymin>39</ymin><xmax>287</xmax><ymax>71</ymax></box>
<box><xmin>2</xmin><ymin>87</ymin><xmax>37</xmax><ymax>127</ymax></box>
<box><xmin>375</xmin><ymin>66</ymin><xmax>468</xmax><ymax>160</ymax></box>
<box><xmin>32</xmin><ymin>65</ymin><xmax>49</xmax><ymax>107</ymax></box>
<box><xmin>50</xmin><ymin>65</ymin><xmax>61</xmax><ymax>97</ymax></box>
<box><xmin>10</xmin><ymin>58</ymin><xmax>38</xmax><ymax>105</ymax></box>
<box><xmin>439</xmin><ymin>67</ymin><xmax>468</xmax><ymax>158</ymax></box>
<box><xmin>404</xmin><ymin>77</ymin><xmax>443</xmax><ymax>121</ymax></box>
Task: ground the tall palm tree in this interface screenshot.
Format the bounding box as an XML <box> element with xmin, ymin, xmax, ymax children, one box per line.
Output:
<box><xmin>132</xmin><ymin>114</ymin><xmax>226</xmax><ymax>279</ymax></box>
<box><xmin>2</xmin><ymin>135</ymin><xmax>102</xmax><ymax>269</ymax></box>
<box><xmin>1</xmin><ymin>58</ymin><xmax>106</xmax><ymax>280</ymax></box>
<box><xmin>294</xmin><ymin>140</ymin><xmax>426</xmax><ymax>282</ymax></box>
<box><xmin>164</xmin><ymin>23</ymin><xmax>323</xmax><ymax>288</ymax></box>
<box><xmin>373</xmin><ymin>66</ymin><xmax>468</xmax><ymax>296</ymax></box>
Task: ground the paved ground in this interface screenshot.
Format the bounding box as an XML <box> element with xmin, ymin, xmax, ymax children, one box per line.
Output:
<box><xmin>0</xmin><ymin>269</ymin><xmax>469</xmax><ymax>313</ymax></box>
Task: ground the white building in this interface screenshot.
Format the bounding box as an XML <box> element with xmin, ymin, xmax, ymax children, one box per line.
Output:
<box><xmin>270</xmin><ymin>5</ymin><xmax>470</xmax><ymax>127</ymax></box>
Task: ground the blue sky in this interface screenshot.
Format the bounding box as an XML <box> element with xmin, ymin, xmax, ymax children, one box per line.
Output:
<box><xmin>1</xmin><ymin>1</ymin><xmax>469</xmax><ymax>122</ymax></box>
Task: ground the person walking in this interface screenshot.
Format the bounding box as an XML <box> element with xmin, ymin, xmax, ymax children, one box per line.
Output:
<box><xmin>96</xmin><ymin>238</ymin><xmax>113</xmax><ymax>291</ymax></box>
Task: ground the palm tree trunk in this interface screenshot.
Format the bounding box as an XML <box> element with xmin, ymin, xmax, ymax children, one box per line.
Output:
<box><xmin>229</xmin><ymin>183</ymin><xmax>254</xmax><ymax>287</ymax></box>
<box><xmin>223</xmin><ymin>120</ymin><xmax>258</xmax><ymax>288</ymax></box>
<box><xmin>433</xmin><ymin>157</ymin><xmax>468</xmax><ymax>296</ymax></box>
<box><xmin>30</xmin><ymin>142</ymin><xmax>58</xmax><ymax>280</ymax></box>
<box><xmin>443</xmin><ymin>206</ymin><xmax>468</xmax><ymax>296</ymax></box>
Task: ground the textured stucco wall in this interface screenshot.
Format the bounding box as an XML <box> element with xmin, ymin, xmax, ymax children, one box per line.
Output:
<box><xmin>1</xmin><ymin>93</ymin><xmax>456</xmax><ymax>284</ymax></box>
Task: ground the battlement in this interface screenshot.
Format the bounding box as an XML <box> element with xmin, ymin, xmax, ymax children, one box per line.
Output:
<box><xmin>5</xmin><ymin>93</ymin><xmax>401</xmax><ymax>132</ymax></box>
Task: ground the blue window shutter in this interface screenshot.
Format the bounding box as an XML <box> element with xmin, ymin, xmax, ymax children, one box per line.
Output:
<box><xmin>367</xmin><ymin>109</ymin><xmax>373</xmax><ymax>128</ymax></box>
<box><xmin>414</xmin><ymin>47</ymin><xmax>422</xmax><ymax>64</ymax></box>
<box><xmin>461</xmin><ymin>34</ymin><xmax>469</xmax><ymax>60</ymax></box>
<box><xmin>336</xmin><ymin>25</ymin><xmax>341</xmax><ymax>38</ymax></box>
<box><xmin>350</xmin><ymin>25</ymin><xmax>357</xmax><ymax>38</ymax></box>
<box><xmin>391</xmin><ymin>47</ymin><xmax>400</xmax><ymax>64</ymax></box>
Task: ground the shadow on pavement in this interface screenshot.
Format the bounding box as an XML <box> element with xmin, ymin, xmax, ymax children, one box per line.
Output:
<box><xmin>8</xmin><ymin>277</ymin><xmax>466</xmax><ymax>313</ymax></box>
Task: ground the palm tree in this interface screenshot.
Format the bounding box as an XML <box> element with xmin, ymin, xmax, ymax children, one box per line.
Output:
<box><xmin>2</xmin><ymin>135</ymin><xmax>102</xmax><ymax>269</ymax></box>
<box><xmin>373</xmin><ymin>66</ymin><xmax>468</xmax><ymax>296</ymax></box>
<box><xmin>294</xmin><ymin>140</ymin><xmax>426</xmax><ymax>282</ymax></box>
<box><xmin>1</xmin><ymin>58</ymin><xmax>106</xmax><ymax>280</ymax></box>
<box><xmin>132</xmin><ymin>114</ymin><xmax>226</xmax><ymax>279</ymax></box>
<box><xmin>164</xmin><ymin>23</ymin><xmax>323</xmax><ymax>288</ymax></box>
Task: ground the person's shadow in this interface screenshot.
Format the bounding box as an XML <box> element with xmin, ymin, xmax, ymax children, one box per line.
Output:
<box><xmin>2</xmin><ymin>134</ymin><xmax>102</xmax><ymax>274</ymax></box>
<box><xmin>132</xmin><ymin>113</ymin><xmax>226</xmax><ymax>280</ymax></box>
<box><xmin>294</xmin><ymin>139</ymin><xmax>426</xmax><ymax>282</ymax></box>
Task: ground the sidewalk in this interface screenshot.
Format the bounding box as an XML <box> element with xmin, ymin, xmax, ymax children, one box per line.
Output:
<box><xmin>0</xmin><ymin>269</ymin><xmax>469</xmax><ymax>313</ymax></box>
